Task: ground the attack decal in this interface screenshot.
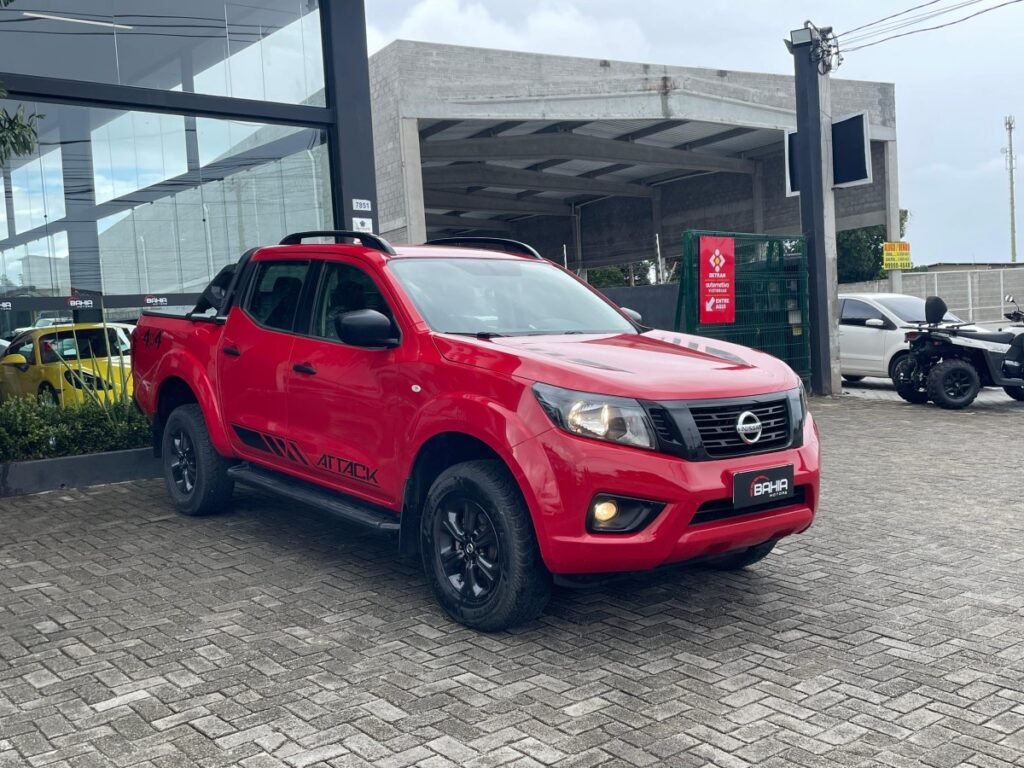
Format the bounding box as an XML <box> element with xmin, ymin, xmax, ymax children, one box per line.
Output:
<box><xmin>317</xmin><ymin>454</ymin><xmax>379</xmax><ymax>486</ymax></box>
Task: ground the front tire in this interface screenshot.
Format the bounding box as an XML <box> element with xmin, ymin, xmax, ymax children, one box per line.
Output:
<box><xmin>1004</xmin><ymin>385</ymin><xmax>1024</xmax><ymax>401</ymax></box>
<box><xmin>927</xmin><ymin>359</ymin><xmax>981</xmax><ymax>410</ymax></box>
<box><xmin>38</xmin><ymin>383</ymin><xmax>60</xmax><ymax>407</ymax></box>
<box><xmin>161</xmin><ymin>404</ymin><xmax>233</xmax><ymax>516</ymax></box>
<box><xmin>420</xmin><ymin>460</ymin><xmax>551</xmax><ymax>631</ymax></box>
<box><xmin>893</xmin><ymin>356</ymin><xmax>929</xmax><ymax>404</ymax></box>
<box><xmin>706</xmin><ymin>540</ymin><xmax>777</xmax><ymax>570</ymax></box>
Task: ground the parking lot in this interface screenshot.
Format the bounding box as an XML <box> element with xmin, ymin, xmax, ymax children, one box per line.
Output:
<box><xmin>2</xmin><ymin>396</ymin><xmax>1023</xmax><ymax>768</ymax></box>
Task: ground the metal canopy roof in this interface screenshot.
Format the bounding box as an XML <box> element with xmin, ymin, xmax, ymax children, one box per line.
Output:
<box><xmin>419</xmin><ymin>117</ymin><xmax>782</xmax><ymax>234</ymax></box>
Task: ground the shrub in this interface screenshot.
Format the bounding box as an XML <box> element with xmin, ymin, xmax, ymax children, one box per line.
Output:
<box><xmin>0</xmin><ymin>398</ymin><xmax>151</xmax><ymax>463</ymax></box>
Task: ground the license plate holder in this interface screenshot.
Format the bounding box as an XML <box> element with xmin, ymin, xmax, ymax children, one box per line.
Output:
<box><xmin>732</xmin><ymin>465</ymin><xmax>795</xmax><ymax>509</ymax></box>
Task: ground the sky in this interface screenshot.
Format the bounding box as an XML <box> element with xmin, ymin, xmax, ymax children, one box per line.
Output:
<box><xmin>364</xmin><ymin>0</ymin><xmax>1024</xmax><ymax>266</ymax></box>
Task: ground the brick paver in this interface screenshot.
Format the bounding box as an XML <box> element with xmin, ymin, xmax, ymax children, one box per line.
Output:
<box><xmin>2</xmin><ymin>398</ymin><xmax>1023</xmax><ymax>767</ymax></box>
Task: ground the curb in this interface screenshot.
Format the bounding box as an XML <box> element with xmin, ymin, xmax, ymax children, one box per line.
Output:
<box><xmin>0</xmin><ymin>448</ymin><xmax>160</xmax><ymax>497</ymax></box>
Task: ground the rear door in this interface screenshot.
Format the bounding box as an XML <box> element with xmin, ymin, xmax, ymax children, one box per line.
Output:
<box><xmin>839</xmin><ymin>298</ymin><xmax>888</xmax><ymax>375</ymax></box>
<box><xmin>219</xmin><ymin>258</ymin><xmax>313</xmax><ymax>468</ymax></box>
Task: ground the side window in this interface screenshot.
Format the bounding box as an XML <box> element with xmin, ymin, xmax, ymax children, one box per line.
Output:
<box><xmin>313</xmin><ymin>263</ymin><xmax>396</xmax><ymax>341</ymax></box>
<box><xmin>841</xmin><ymin>299</ymin><xmax>885</xmax><ymax>327</ymax></box>
<box><xmin>245</xmin><ymin>261</ymin><xmax>310</xmax><ymax>332</ymax></box>
<box><xmin>5</xmin><ymin>335</ymin><xmax>35</xmax><ymax>363</ymax></box>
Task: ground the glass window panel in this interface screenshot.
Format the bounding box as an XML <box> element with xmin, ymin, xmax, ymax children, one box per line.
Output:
<box><xmin>91</xmin><ymin>111</ymin><xmax>187</xmax><ymax>205</ymax></box>
<box><xmin>11</xmin><ymin>148</ymin><xmax>65</xmax><ymax>235</ymax></box>
<box><xmin>0</xmin><ymin>1</ymin><xmax>324</xmax><ymax>105</ymax></box>
<box><xmin>0</xmin><ymin>175</ymin><xmax>7</xmax><ymax>236</ymax></box>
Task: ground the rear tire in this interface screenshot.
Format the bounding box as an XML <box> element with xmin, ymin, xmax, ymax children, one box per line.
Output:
<box><xmin>706</xmin><ymin>540</ymin><xmax>777</xmax><ymax>570</ymax></box>
<box><xmin>893</xmin><ymin>356</ymin><xmax>929</xmax><ymax>404</ymax></box>
<box><xmin>420</xmin><ymin>460</ymin><xmax>551</xmax><ymax>631</ymax></box>
<box><xmin>927</xmin><ymin>359</ymin><xmax>981</xmax><ymax>410</ymax></box>
<box><xmin>161</xmin><ymin>404</ymin><xmax>233</xmax><ymax>516</ymax></box>
<box><xmin>842</xmin><ymin>375</ymin><xmax>864</xmax><ymax>383</ymax></box>
<box><xmin>1004</xmin><ymin>385</ymin><xmax>1024</xmax><ymax>401</ymax></box>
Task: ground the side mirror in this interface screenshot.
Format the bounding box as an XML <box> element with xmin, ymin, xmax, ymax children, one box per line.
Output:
<box><xmin>1</xmin><ymin>353</ymin><xmax>29</xmax><ymax>368</ymax></box>
<box><xmin>335</xmin><ymin>309</ymin><xmax>398</xmax><ymax>348</ymax></box>
<box><xmin>620</xmin><ymin>307</ymin><xmax>643</xmax><ymax>324</ymax></box>
<box><xmin>1007</xmin><ymin>295</ymin><xmax>1017</xmax><ymax>303</ymax></box>
<box><xmin>865</xmin><ymin>318</ymin><xmax>885</xmax><ymax>328</ymax></box>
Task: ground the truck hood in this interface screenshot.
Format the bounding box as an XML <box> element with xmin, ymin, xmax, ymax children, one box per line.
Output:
<box><xmin>432</xmin><ymin>330</ymin><xmax>800</xmax><ymax>400</ymax></box>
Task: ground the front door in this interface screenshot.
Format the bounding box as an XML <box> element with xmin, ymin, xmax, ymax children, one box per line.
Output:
<box><xmin>0</xmin><ymin>334</ymin><xmax>41</xmax><ymax>400</ymax></box>
<box><xmin>839</xmin><ymin>298</ymin><xmax>888</xmax><ymax>375</ymax></box>
<box><xmin>219</xmin><ymin>258</ymin><xmax>311</xmax><ymax>468</ymax></box>
<box><xmin>286</xmin><ymin>259</ymin><xmax>408</xmax><ymax>507</ymax></box>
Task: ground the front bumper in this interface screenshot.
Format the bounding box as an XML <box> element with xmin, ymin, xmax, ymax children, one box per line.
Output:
<box><xmin>513</xmin><ymin>413</ymin><xmax>820</xmax><ymax>575</ymax></box>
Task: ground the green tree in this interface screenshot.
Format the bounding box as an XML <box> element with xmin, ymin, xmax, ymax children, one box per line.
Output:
<box><xmin>836</xmin><ymin>209</ymin><xmax>910</xmax><ymax>283</ymax></box>
<box><xmin>0</xmin><ymin>0</ymin><xmax>40</xmax><ymax>166</ymax></box>
<box><xmin>587</xmin><ymin>261</ymin><xmax>655</xmax><ymax>289</ymax></box>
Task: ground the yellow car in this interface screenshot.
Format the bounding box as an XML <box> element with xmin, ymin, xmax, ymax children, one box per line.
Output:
<box><xmin>0</xmin><ymin>323</ymin><xmax>134</xmax><ymax>406</ymax></box>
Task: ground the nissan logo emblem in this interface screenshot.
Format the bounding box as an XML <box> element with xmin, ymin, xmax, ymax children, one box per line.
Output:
<box><xmin>735</xmin><ymin>411</ymin><xmax>763</xmax><ymax>444</ymax></box>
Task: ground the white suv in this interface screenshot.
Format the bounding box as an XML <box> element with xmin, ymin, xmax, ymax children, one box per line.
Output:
<box><xmin>838</xmin><ymin>293</ymin><xmax>964</xmax><ymax>382</ymax></box>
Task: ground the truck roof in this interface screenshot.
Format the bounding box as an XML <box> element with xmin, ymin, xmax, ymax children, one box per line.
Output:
<box><xmin>264</xmin><ymin>233</ymin><xmax>544</xmax><ymax>264</ymax></box>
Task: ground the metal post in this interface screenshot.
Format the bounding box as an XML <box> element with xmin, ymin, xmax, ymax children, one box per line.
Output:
<box><xmin>320</xmin><ymin>0</ymin><xmax>379</xmax><ymax>233</ymax></box>
<box><xmin>788</xmin><ymin>25</ymin><xmax>841</xmax><ymax>396</ymax></box>
<box><xmin>1005</xmin><ymin>116</ymin><xmax>1018</xmax><ymax>263</ymax></box>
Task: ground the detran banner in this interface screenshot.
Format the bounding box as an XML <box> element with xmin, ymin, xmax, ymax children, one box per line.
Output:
<box><xmin>699</xmin><ymin>235</ymin><xmax>736</xmax><ymax>324</ymax></box>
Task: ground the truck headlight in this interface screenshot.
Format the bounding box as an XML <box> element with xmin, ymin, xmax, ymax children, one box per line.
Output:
<box><xmin>533</xmin><ymin>383</ymin><xmax>655</xmax><ymax>450</ymax></box>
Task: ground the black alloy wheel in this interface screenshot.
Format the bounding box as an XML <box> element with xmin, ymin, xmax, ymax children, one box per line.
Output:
<box><xmin>926</xmin><ymin>359</ymin><xmax>981</xmax><ymax>410</ymax></box>
<box><xmin>942</xmin><ymin>368</ymin><xmax>973</xmax><ymax>399</ymax></box>
<box><xmin>169</xmin><ymin>428</ymin><xmax>198</xmax><ymax>496</ymax></box>
<box><xmin>434</xmin><ymin>495</ymin><xmax>502</xmax><ymax>604</ymax></box>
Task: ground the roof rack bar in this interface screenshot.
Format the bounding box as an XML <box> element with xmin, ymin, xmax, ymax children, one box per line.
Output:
<box><xmin>424</xmin><ymin>236</ymin><xmax>543</xmax><ymax>259</ymax></box>
<box><xmin>279</xmin><ymin>230</ymin><xmax>396</xmax><ymax>255</ymax></box>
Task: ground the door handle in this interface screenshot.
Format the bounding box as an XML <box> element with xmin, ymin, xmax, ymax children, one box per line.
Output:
<box><xmin>223</xmin><ymin>346</ymin><xmax>241</xmax><ymax>357</ymax></box>
<box><xmin>292</xmin><ymin>362</ymin><xmax>317</xmax><ymax>375</ymax></box>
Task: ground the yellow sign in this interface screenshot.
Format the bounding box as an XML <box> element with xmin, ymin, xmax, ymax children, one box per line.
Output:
<box><xmin>883</xmin><ymin>241</ymin><xmax>912</xmax><ymax>270</ymax></box>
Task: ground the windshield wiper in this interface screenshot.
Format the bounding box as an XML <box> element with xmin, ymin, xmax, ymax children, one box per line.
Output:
<box><xmin>447</xmin><ymin>331</ymin><xmax>505</xmax><ymax>339</ymax></box>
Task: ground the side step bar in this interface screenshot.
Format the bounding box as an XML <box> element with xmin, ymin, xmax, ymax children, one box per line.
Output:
<box><xmin>227</xmin><ymin>464</ymin><xmax>400</xmax><ymax>532</ymax></box>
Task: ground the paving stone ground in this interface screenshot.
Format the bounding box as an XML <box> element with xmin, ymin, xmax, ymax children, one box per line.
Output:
<box><xmin>2</xmin><ymin>397</ymin><xmax>1023</xmax><ymax>768</ymax></box>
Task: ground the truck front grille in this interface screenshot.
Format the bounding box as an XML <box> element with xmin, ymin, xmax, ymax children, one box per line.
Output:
<box><xmin>688</xmin><ymin>400</ymin><xmax>791</xmax><ymax>458</ymax></box>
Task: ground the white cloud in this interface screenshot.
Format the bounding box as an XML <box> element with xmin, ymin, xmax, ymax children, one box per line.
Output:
<box><xmin>367</xmin><ymin>0</ymin><xmax>647</xmax><ymax>60</ymax></box>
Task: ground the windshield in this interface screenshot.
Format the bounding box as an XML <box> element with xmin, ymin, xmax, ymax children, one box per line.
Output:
<box><xmin>389</xmin><ymin>258</ymin><xmax>636</xmax><ymax>336</ymax></box>
<box><xmin>875</xmin><ymin>296</ymin><xmax>962</xmax><ymax>323</ymax></box>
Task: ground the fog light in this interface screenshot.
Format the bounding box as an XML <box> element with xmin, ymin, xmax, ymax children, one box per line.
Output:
<box><xmin>593</xmin><ymin>500</ymin><xmax>618</xmax><ymax>523</ymax></box>
<box><xmin>587</xmin><ymin>494</ymin><xmax>666</xmax><ymax>534</ymax></box>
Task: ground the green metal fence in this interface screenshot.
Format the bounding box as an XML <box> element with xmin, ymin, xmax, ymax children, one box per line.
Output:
<box><xmin>675</xmin><ymin>230</ymin><xmax>811</xmax><ymax>383</ymax></box>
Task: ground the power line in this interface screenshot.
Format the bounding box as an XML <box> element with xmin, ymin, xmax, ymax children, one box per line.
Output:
<box><xmin>839</xmin><ymin>0</ymin><xmax>984</xmax><ymax>45</ymax></box>
<box><xmin>844</xmin><ymin>0</ymin><xmax>1024</xmax><ymax>51</ymax></box>
<box><xmin>835</xmin><ymin>0</ymin><xmax>946</xmax><ymax>37</ymax></box>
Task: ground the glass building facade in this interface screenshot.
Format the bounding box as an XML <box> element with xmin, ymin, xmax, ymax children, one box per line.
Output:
<box><xmin>0</xmin><ymin>0</ymin><xmax>376</xmax><ymax>333</ymax></box>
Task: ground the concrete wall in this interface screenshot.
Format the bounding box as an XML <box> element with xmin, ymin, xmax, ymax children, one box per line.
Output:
<box><xmin>841</xmin><ymin>267</ymin><xmax>1024</xmax><ymax>323</ymax></box>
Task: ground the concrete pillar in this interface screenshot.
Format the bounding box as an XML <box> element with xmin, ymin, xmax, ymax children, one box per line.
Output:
<box><xmin>884</xmin><ymin>140</ymin><xmax>900</xmax><ymax>241</ymax></box>
<box><xmin>399</xmin><ymin>117</ymin><xmax>427</xmax><ymax>244</ymax></box>
<box><xmin>884</xmin><ymin>140</ymin><xmax>903</xmax><ymax>293</ymax></box>
<box><xmin>752</xmin><ymin>161</ymin><xmax>765</xmax><ymax>233</ymax></box>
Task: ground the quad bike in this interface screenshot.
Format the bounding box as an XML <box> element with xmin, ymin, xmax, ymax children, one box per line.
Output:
<box><xmin>893</xmin><ymin>295</ymin><xmax>1024</xmax><ymax>409</ymax></box>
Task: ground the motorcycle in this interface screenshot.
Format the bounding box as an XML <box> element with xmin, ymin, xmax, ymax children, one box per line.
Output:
<box><xmin>893</xmin><ymin>295</ymin><xmax>1024</xmax><ymax>409</ymax></box>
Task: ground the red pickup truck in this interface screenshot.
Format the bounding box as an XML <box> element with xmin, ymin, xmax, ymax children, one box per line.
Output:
<box><xmin>132</xmin><ymin>231</ymin><xmax>819</xmax><ymax>631</ymax></box>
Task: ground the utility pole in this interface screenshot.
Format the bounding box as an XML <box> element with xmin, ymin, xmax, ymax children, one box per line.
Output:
<box><xmin>786</xmin><ymin>24</ymin><xmax>842</xmax><ymax>396</ymax></box>
<box><xmin>1004</xmin><ymin>115</ymin><xmax>1018</xmax><ymax>263</ymax></box>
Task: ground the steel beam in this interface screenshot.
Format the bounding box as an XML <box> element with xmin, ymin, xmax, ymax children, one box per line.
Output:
<box><xmin>420</xmin><ymin>133</ymin><xmax>754</xmax><ymax>174</ymax></box>
<box><xmin>426</xmin><ymin>214</ymin><xmax>513</xmax><ymax>232</ymax></box>
<box><xmin>422</xmin><ymin>164</ymin><xmax>653</xmax><ymax>198</ymax></box>
<box><xmin>426</xmin><ymin>190</ymin><xmax>571</xmax><ymax>215</ymax></box>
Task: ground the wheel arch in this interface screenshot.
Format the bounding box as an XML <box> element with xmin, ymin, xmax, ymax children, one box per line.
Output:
<box><xmin>154</xmin><ymin>374</ymin><xmax>231</xmax><ymax>457</ymax></box>
<box><xmin>400</xmin><ymin>431</ymin><xmax>527</xmax><ymax>558</ymax></box>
